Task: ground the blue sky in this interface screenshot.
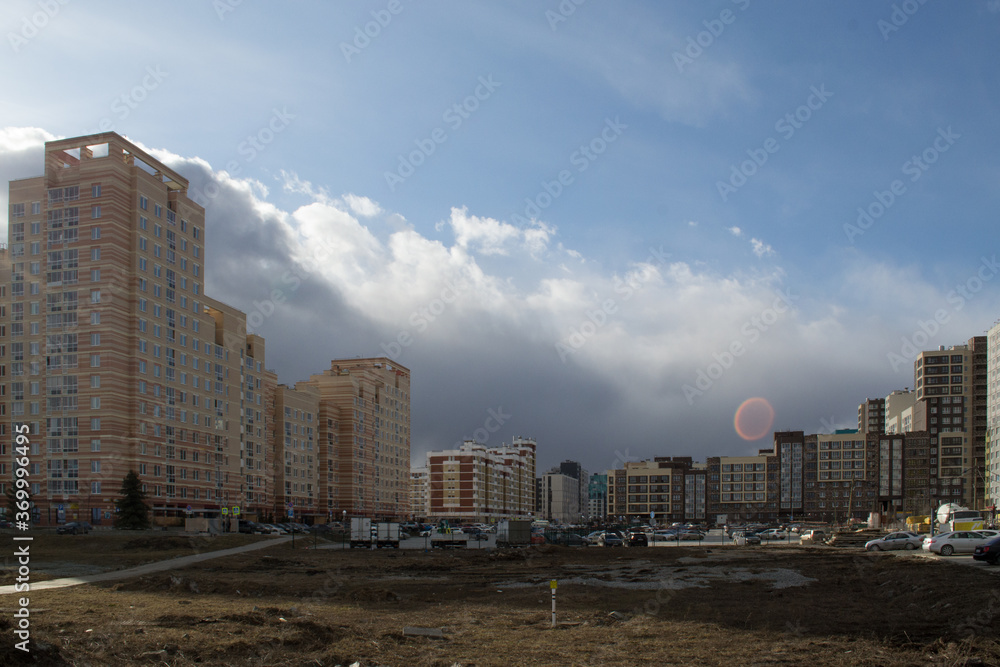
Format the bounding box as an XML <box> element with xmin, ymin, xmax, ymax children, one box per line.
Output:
<box><xmin>3</xmin><ymin>1</ymin><xmax>1000</xmax><ymax>473</ymax></box>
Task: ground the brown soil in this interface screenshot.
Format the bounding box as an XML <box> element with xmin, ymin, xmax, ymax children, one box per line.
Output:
<box><xmin>1</xmin><ymin>541</ymin><xmax>999</xmax><ymax>666</ymax></box>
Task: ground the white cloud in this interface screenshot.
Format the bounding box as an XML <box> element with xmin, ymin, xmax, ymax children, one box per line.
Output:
<box><xmin>727</xmin><ymin>226</ymin><xmax>743</xmax><ymax>237</ymax></box>
<box><xmin>343</xmin><ymin>193</ymin><xmax>382</xmax><ymax>218</ymax></box>
<box><xmin>447</xmin><ymin>206</ymin><xmax>553</xmax><ymax>257</ymax></box>
<box><xmin>751</xmin><ymin>238</ymin><xmax>775</xmax><ymax>258</ymax></box>
<box><xmin>0</xmin><ymin>127</ymin><xmax>57</xmax><ymax>152</ymax></box>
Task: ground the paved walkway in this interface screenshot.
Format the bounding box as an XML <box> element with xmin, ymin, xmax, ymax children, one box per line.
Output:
<box><xmin>0</xmin><ymin>536</ymin><xmax>292</xmax><ymax>595</ymax></box>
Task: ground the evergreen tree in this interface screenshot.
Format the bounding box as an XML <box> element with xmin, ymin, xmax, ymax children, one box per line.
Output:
<box><xmin>115</xmin><ymin>471</ymin><xmax>151</xmax><ymax>530</ymax></box>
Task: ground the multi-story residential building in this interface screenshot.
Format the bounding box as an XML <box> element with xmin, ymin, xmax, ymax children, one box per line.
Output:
<box><xmin>988</xmin><ymin>322</ymin><xmax>1000</xmax><ymax>508</ymax></box>
<box><xmin>274</xmin><ymin>382</ymin><xmax>320</xmax><ymax>521</ymax></box>
<box><xmin>884</xmin><ymin>389</ymin><xmax>916</xmax><ymax>434</ymax></box>
<box><xmin>706</xmin><ymin>451</ymin><xmax>776</xmax><ymax>523</ymax></box>
<box><xmin>302</xmin><ymin>357</ymin><xmax>410</xmax><ymax>518</ymax></box>
<box><xmin>587</xmin><ymin>472</ymin><xmax>607</xmax><ymax>521</ymax></box>
<box><xmin>2</xmin><ymin>133</ymin><xmax>263</xmax><ymax>525</ymax></box>
<box><xmin>540</xmin><ymin>471</ymin><xmax>580</xmax><ymax>524</ymax></box>
<box><xmin>805</xmin><ymin>431</ymin><xmax>878</xmax><ymax>523</ymax></box>
<box><xmin>410</xmin><ymin>466</ymin><xmax>429</xmax><ymax>519</ymax></box>
<box><xmin>242</xmin><ymin>334</ymin><xmax>276</xmax><ymax>521</ymax></box>
<box><xmin>774</xmin><ymin>431</ymin><xmax>805</xmax><ymax>518</ymax></box>
<box><xmin>858</xmin><ymin>398</ymin><xmax>886</xmax><ymax>434</ymax></box>
<box><xmin>606</xmin><ymin>457</ymin><xmax>701</xmax><ymax>524</ymax></box>
<box><xmin>913</xmin><ymin>341</ymin><xmax>986</xmax><ymax>508</ymax></box>
<box><xmin>425</xmin><ymin>437</ymin><xmax>536</xmax><ymax>522</ymax></box>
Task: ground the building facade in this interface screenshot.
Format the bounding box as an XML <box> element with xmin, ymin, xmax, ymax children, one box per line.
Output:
<box><xmin>425</xmin><ymin>437</ymin><xmax>536</xmax><ymax>522</ymax></box>
<box><xmin>1</xmin><ymin>133</ymin><xmax>264</xmax><ymax>525</ymax></box>
<box><xmin>302</xmin><ymin>357</ymin><xmax>410</xmax><ymax>519</ymax></box>
<box><xmin>274</xmin><ymin>382</ymin><xmax>320</xmax><ymax>521</ymax></box>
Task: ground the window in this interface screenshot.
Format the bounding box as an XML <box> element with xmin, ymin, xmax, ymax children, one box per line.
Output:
<box><xmin>91</xmin><ymin>247</ymin><xmax>100</xmax><ymax>261</ymax></box>
<box><xmin>140</xmin><ymin>196</ymin><xmax>148</xmax><ymax>210</ymax></box>
<box><xmin>91</xmin><ymin>227</ymin><xmax>101</xmax><ymax>240</ymax></box>
<box><xmin>91</xmin><ymin>184</ymin><xmax>101</xmax><ymax>197</ymax></box>
<box><xmin>90</xmin><ymin>354</ymin><xmax>100</xmax><ymax>367</ymax></box>
<box><xmin>90</xmin><ymin>289</ymin><xmax>101</xmax><ymax>304</ymax></box>
<box><xmin>139</xmin><ymin>257</ymin><xmax>147</xmax><ymax>271</ymax></box>
<box><xmin>90</xmin><ymin>417</ymin><xmax>101</xmax><ymax>430</ymax></box>
<box><xmin>91</xmin><ymin>205</ymin><xmax>101</xmax><ymax>219</ymax></box>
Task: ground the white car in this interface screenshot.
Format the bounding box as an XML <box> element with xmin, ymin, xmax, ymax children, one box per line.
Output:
<box><xmin>758</xmin><ymin>529</ymin><xmax>788</xmax><ymax>540</ymax></box>
<box><xmin>865</xmin><ymin>531</ymin><xmax>922</xmax><ymax>551</ymax></box>
<box><xmin>922</xmin><ymin>531</ymin><xmax>989</xmax><ymax>556</ymax></box>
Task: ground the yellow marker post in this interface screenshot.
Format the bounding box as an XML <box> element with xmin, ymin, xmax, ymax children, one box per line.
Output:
<box><xmin>550</xmin><ymin>580</ymin><xmax>557</xmax><ymax>627</ymax></box>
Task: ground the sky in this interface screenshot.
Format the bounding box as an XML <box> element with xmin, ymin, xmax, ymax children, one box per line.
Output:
<box><xmin>3</xmin><ymin>1</ymin><xmax>1000</xmax><ymax>475</ymax></box>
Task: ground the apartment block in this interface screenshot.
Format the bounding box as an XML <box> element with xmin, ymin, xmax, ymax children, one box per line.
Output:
<box><xmin>426</xmin><ymin>437</ymin><xmax>536</xmax><ymax>522</ymax></box>
<box><xmin>587</xmin><ymin>472</ymin><xmax>607</xmax><ymax>521</ymax></box>
<box><xmin>606</xmin><ymin>457</ymin><xmax>702</xmax><ymax>524</ymax></box>
<box><xmin>706</xmin><ymin>451</ymin><xmax>777</xmax><ymax>523</ymax></box>
<box><xmin>2</xmin><ymin>133</ymin><xmax>262</xmax><ymax>525</ymax></box>
<box><xmin>988</xmin><ymin>322</ymin><xmax>1000</xmax><ymax>507</ymax></box>
<box><xmin>858</xmin><ymin>398</ymin><xmax>886</xmax><ymax>434</ymax></box>
<box><xmin>885</xmin><ymin>389</ymin><xmax>916</xmax><ymax>434</ymax></box>
<box><xmin>540</xmin><ymin>471</ymin><xmax>580</xmax><ymax>523</ymax></box>
<box><xmin>913</xmin><ymin>341</ymin><xmax>986</xmax><ymax>508</ymax></box>
<box><xmin>274</xmin><ymin>382</ymin><xmax>320</xmax><ymax>521</ymax></box>
<box><xmin>804</xmin><ymin>432</ymin><xmax>878</xmax><ymax>522</ymax></box>
<box><xmin>302</xmin><ymin>357</ymin><xmax>410</xmax><ymax>519</ymax></box>
<box><xmin>242</xmin><ymin>335</ymin><xmax>276</xmax><ymax>520</ymax></box>
<box><xmin>410</xmin><ymin>466</ymin><xmax>429</xmax><ymax>519</ymax></box>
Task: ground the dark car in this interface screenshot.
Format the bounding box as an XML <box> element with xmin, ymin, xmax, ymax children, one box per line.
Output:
<box><xmin>558</xmin><ymin>533</ymin><xmax>591</xmax><ymax>547</ymax></box>
<box><xmin>600</xmin><ymin>531</ymin><xmax>624</xmax><ymax>547</ymax></box>
<box><xmin>973</xmin><ymin>535</ymin><xmax>1000</xmax><ymax>565</ymax></box>
<box><xmin>627</xmin><ymin>531</ymin><xmax>649</xmax><ymax>547</ymax></box>
<box><xmin>56</xmin><ymin>521</ymin><xmax>92</xmax><ymax>535</ymax></box>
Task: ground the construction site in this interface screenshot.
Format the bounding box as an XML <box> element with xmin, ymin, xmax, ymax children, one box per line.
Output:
<box><xmin>0</xmin><ymin>531</ymin><xmax>999</xmax><ymax>666</ymax></box>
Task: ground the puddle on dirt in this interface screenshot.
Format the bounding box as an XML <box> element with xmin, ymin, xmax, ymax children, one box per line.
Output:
<box><xmin>495</xmin><ymin>566</ymin><xmax>815</xmax><ymax>590</ymax></box>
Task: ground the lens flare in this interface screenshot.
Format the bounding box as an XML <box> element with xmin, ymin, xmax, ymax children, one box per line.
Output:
<box><xmin>734</xmin><ymin>397</ymin><xmax>775</xmax><ymax>441</ymax></box>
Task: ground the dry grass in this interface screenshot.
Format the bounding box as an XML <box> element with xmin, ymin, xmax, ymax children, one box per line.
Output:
<box><xmin>1</xmin><ymin>540</ymin><xmax>998</xmax><ymax>666</ymax></box>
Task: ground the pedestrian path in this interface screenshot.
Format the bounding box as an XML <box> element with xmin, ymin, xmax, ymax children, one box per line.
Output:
<box><xmin>0</xmin><ymin>536</ymin><xmax>291</xmax><ymax>595</ymax></box>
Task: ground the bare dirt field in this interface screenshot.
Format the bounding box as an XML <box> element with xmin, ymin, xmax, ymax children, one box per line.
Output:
<box><xmin>1</xmin><ymin>537</ymin><xmax>999</xmax><ymax>666</ymax></box>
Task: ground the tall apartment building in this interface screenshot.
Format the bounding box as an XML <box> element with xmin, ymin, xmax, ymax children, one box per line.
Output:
<box><xmin>410</xmin><ymin>466</ymin><xmax>429</xmax><ymax>519</ymax></box>
<box><xmin>801</xmin><ymin>432</ymin><xmax>878</xmax><ymax>523</ymax></box>
<box><xmin>884</xmin><ymin>389</ymin><xmax>916</xmax><ymax>434</ymax></box>
<box><xmin>988</xmin><ymin>322</ymin><xmax>1000</xmax><ymax>507</ymax></box>
<box><xmin>858</xmin><ymin>398</ymin><xmax>886</xmax><ymax>434</ymax></box>
<box><xmin>302</xmin><ymin>357</ymin><xmax>410</xmax><ymax>519</ymax></box>
<box><xmin>273</xmin><ymin>383</ymin><xmax>320</xmax><ymax>521</ymax></box>
<box><xmin>606</xmin><ymin>457</ymin><xmax>703</xmax><ymax>524</ymax></box>
<box><xmin>913</xmin><ymin>340</ymin><xmax>987</xmax><ymax>508</ymax></box>
<box><xmin>706</xmin><ymin>450</ymin><xmax>777</xmax><ymax>523</ymax></box>
<box><xmin>774</xmin><ymin>430</ymin><xmax>805</xmax><ymax>517</ymax></box>
<box><xmin>243</xmin><ymin>334</ymin><xmax>276</xmax><ymax>520</ymax></box>
<box><xmin>540</xmin><ymin>471</ymin><xmax>580</xmax><ymax>523</ymax></box>
<box><xmin>587</xmin><ymin>472</ymin><xmax>607</xmax><ymax>521</ymax></box>
<box><xmin>425</xmin><ymin>437</ymin><xmax>536</xmax><ymax>522</ymax></box>
<box><xmin>2</xmin><ymin>133</ymin><xmax>263</xmax><ymax>525</ymax></box>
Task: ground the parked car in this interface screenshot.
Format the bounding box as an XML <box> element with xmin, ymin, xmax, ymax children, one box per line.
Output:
<box><xmin>975</xmin><ymin>530</ymin><xmax>1000</xmax><ymax>539</ymax></box>
<box><xmin>559</xmin><ymin>533</ymin><xmax>591</xmax><ymax>547</ymax></box>
<box><xmin>259</xmin><ymin>524</ymin><xmax>287</xmax><ymax>535</ymax></box>
<box><xmin>923</xmin><ymin>531</ymin><xmax>989</xmax><ymax>556</ymax></box>
<box><xmin>56</xmin><ymin>521</ymin><xmax>92</xmax><ymax>535</ymax></box>
<box><xmin>732</xmin><ymin>531</ymin><xmax>761</xmax><ymax>546</ymax></box>
<box><xmin>800</xmin><ymin>529</ymin><xmax>827</xmax><ymax>544</ymax></box>
<box><xmin>758</xmin><ymin>529</ymin><xmax>788</xmax><ymax>541</ymax></box>
<box><xmin>972</xmin><ymin>535</ymin><xmax>1000</xmax><ymax>565</ymax></box>
<box><xmin>599</xmin><ymin>531</ymin><xmax>624</xmax><ymax>547</ymax></box>
<box><xmin>627</xmin><ymin>531</ymin><xmax>648</xmax><ymax>547</ymax></box>
<box><xmin>678</xmin><ymin>531</ymin><xmax>705</xmax><ymax>541</ymax></box>
<box><xmin>865</xmin><ymin>531</ymin><xmax>923</xmax><ymax>551</ymax></box>
<box><xmin>308</xmin><ymin>523</ymin><xmax>335</xmax><ymax>534</ymax></box>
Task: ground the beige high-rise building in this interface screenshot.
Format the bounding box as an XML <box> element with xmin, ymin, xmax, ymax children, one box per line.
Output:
<box><xmin>302</xmin><ymin>357</ymin><xmax>410</xmax><ymax>518</ymax></box>
<box><xmin>274</xmin><ymin>382</ymin><xmax>320</xmax><ymax>521</ymax></box>
<box><xmin>1</xmin><ymin>132</ymin><xmax>269</xmax><ymax>525</ymax></box>
<box><xmin>913</xmin><ymin>340</ymin><xmax>987</xmax><ymax>508</ymax></box>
